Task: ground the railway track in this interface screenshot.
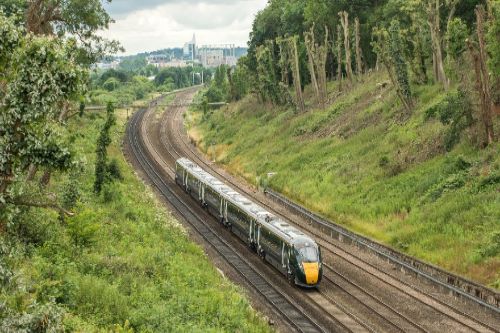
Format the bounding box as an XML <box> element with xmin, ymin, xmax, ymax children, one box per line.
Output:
<box><xmin>147</xmin><ymin>94</ymin><xmax>418</xmax><ymax>332</ymax></box>
<box><xmin>141</xmin><ymin>91</ymin><xmax>373</xmax><ymax>332</ymax></box>
<box><xmin>153</xmin><ymin>90</ymin><xmax>499</xmax><ymax>333</ymax></box>
<box><xmin>127</xmin><ymin>100</ymin><xmax>333</xmax><ymax>332</ymax></box>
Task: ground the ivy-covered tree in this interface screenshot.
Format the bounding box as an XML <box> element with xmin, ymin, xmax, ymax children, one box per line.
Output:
<box><xmin>389</xmin><ymin>20</ymin><xmax>413</xmax><ymax>106</ymax></box>
<box><xmin>486</xmin><ymin>0</ymin><xmax>500</xmax><ymax>108</ymax></box>
<box><xmin>372</xmin><ymin>22</ymin><xmax>413</xmax><ymax>114</ymax></box>
<box><xmin>0</xmin><ymin>12</ymin><xmax>87</xmax><ymax>217</ymax></box>
<box><xmin>94</xmin><ymin>102</ymin><xmax>116</xmax><ymax>194</ymax></box>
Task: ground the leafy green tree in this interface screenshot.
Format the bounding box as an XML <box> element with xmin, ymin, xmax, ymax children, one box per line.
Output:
<box><xmin>22</xmin><ymin>0</ymin><xmax>121</xmax><ymax>65</ymax></box>
<box><xmin>389</xmin><ymin>20</ymin><xmax>413</xmax><ymax>109</ymax></box>
<box><xmin>486</xmin><ymin>0</ymin><xmax>500</xmax><ymax>106</ymax></box>
<box><xmin>103</xmin><ymin>77</ymin><xmax>120</xmax><ymax>92</ymax></box>
<box><xmin>0</xmin><ymin>12</ymin><xmax>87</xmax><ymax>216</ymax></box>
<box><xmin>99</xmin><ymin>69</ymin><xmax>131</xmax><ymax>85</ymax></box>
<box><xmin>94</xmin><ymin>102</ymin><xmax>116</xmax><ymax>194</ymax></box>
<box><xmin>447</xmin><ymin>18</ymin><xmax>469</xmax><ymax>59</ymax></box>
<box><xmin>228</xmin><ymin>58</ymin><xmax>250</xmax><ymax>101</ymax></box>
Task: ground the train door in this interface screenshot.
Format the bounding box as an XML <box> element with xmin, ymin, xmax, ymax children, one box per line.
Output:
<box><xmin>249</xmin><ymin>219</ymin><xmax>255</xmax><ymax>248</ymax></box>
<box><xmin>281</xmin><ymin>242</ymin><xmax>286</xmax><ymax>269</ymax></box>
<box><xmin>223</xmin><ymin>201</ymin><xmax>228</xmax><ymax>226</ymax></box>
<box><xmin>219</xmin><ymin>199</ymin><xmax>223</xmax><ymax>222</ymax></box>
<box><xmin>200</xmin><ymin>184</ymin><xmax>205</xmax><ymax>205</ymax></box>
<box><xmin>183</xmin><ymin>171</ymin><xmax>189</xmax><ymax>190</ymax></box>
<box><xmin>256</xmin><ymin>224</ymin><xmax>262</xmax><ymax>254</ymax></box>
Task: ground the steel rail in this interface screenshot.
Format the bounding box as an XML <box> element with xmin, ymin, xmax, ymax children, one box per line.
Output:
<box><xmin>126</xmin><ymin>106</ymin><xmax>329</xmax><ymax>333</ymax></box>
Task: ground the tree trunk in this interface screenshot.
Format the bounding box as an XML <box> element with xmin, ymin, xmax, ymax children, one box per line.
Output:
<box><xmin>339</xmin><ymin>11</ymin><xmax>353</xmax><ymax>83</ymax></box>
<box><xmin>288</xmin><ymin>37</ymin><xmax>305</xmax><ymax>113</ymax></box>
<box><xmin>39</xmin><ymin>170</ymin><xmax>52</xmax><ymax>188</ymax></box>
<box><xmin>427</xmin><ymin>0</ymin><xmax>449</xmax><ymax>89</ymax></box>
<box><xmin>355</xmin><ymin>18</ymin><xmax>363</xmax><ymax>76</ymax></box>
<box><xmin>305</xmin><ymin>25</ymin><xmax>329</xmax><ymax>108</ymax></box>
<box><xmin>278</xmin><ymin>39</ymin><xmax>289</xmax><ymax>86</ymax></box>
<box><xmin>337</xmin><ymin>25</ymin><xmax>343</xmax><ymax>91</ymax></box>
<box><xmin>475</xmin><ymin>6</ymin><xmax>495</xmax><ymax>144</ymax></box>
<box><xmin>26</xmin><ymin>164</ymin><xmax>38</xmax><ymax>182</ymax></box>
<box><xmin>306</xmin><ymin>48</ymin><xmax>320</xmax><ymax>99</ymax></box>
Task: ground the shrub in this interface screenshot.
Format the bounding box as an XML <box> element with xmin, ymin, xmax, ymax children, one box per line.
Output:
<box><xmin>66</xmin><ymin>208</ymin><xmax>100</xmax><ymax>247</ymax></box>
<box><xmin>107</xmin><ymin>158</ymin><xmax>123</xmax><ymax>181</ymax></box>
<box><xmin>476</xmin><ymin>231</ymin><xmax>500</xmax><ymax>260</ymax></box>
<box><xmin>425</xmin><ymin>90</ymin><xmax>473</xmax><ymax>151</ymax></box>
<box><xmin>379</xmin><ymin>156</ymin><xmax>390</xmax><ymax>167</ymax></box>
<box><xmin>0</xmin><ymin>302</ymin><xmax>65</xmax><ymax>333</ymax></box>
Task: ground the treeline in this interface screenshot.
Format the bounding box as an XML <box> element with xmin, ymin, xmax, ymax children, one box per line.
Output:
<box><xmin>90</xmin><ymin>65</ymin><xmax>207</xmax><ymax>106</ymax></box>
<box><xmin>222</xmin><ymin>0</ymin><xmax>499</xmax><ymax>148</ymax></box>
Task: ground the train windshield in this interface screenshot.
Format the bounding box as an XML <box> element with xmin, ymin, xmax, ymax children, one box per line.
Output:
<box><xmin>295</xmin><ymin>243</ymin><xmax>319</xmax><ymax>263</ymax></box>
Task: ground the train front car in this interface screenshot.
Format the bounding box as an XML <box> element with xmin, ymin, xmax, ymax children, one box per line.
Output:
<box><xmin>290</xmin><ymin>238</ymin><xmax>322</xmax><ymax>288</ymax></box>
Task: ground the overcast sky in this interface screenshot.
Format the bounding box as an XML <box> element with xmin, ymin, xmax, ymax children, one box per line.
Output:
<box><xmin>100</xmin><ymin>0</ymin><xmax>268</xmax><ymax>55</ymax></box>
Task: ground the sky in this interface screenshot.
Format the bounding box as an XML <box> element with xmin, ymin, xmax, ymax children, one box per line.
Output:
<box><xmin>100</xmin><ymin>0</ymin><xmax>269</xmax><ymax>55</ymax></box>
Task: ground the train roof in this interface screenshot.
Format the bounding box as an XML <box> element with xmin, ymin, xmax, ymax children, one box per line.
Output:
<box><xmin>176</xmin><ymin>158</ymin><xmax>317</xmax><ymax>246</ymax></box>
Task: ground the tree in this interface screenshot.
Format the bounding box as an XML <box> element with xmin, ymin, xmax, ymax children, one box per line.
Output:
<box><xmin>389</xmin><ymin>20</ymin><xmax>413</xmax><ymax>112</ymax></box>
<box><xmin>467</xmin><ymin>6</ymin><xmax>496</xmax><ymax>146</ymax></box>
<box><xmin>423</xmin><ymin>0</ymin><xmax>462</xmax><ymax>90</ymax></box>
<box><xmin>339</xmin><ymin>11</ymin><xmax>354</xmax><ymax>83</ymax></box>
<box><xmin>336</xmin><ymin>25</ymin><xmax>343</xmax><ymax>89</ymax></box>
<box><xmin>372</xmin><ymin>22</ymin><xmax>413</xmax><ymax>114</ymax></box>
<box><xmin>486</xmin><ymin>0</ymin><xmax>500</xmax><ymax>109</ymax></box>
<box><xmin>304</xmin><ymin>24</ymin><xmax>329</xmax><ymax>108</ymax></box>
<box><xmin>446</xmin><ymin>17</ymin><xmax>469</xmax><ymax>81</ymax></box>
<box><xmin>94</xmin><ymin>102</ymin><xmax>116</xmax><ymax>194</ymax></box>
<box><xmin>256</xmin><ymin>41</ymin><xmax>286</xmax><ymax>105</ymax></box>
<box><xmin>0</xmin><ymin>12</ymin><xmax>87</xmax><ymax>216</ymax></box>
<box><xmin>355</xmin><ymin>17</ymin><xmax>363</xmax><ymax>76</ymax></box>
<box><xmin>23</xmin><ymin>0</ymin><xmax>121</xmax><ymax>65</ymax></box>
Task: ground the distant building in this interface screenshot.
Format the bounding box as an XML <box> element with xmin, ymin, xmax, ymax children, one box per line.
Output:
<box><xmin>146</xmin><ymin>54</ymin><xmax>170</xmax><ymax>68</ymax></box>
<box><xmin>96</xmin><ymin>60</ymin><xmax>120</xmax><ymax>70</ymax></box>
<box><xmin>199</xmin><ymin>44</ymin><xmax>237</xmax><ymax>68</ymax></box>
<box><xmin>183</xmin><ymin>34</ymin><xmax>197</xmax><ymax>61</ymax></box>
<box><xmin>164</xmin><ymin>59</ymin><xmax>189</xmax><ymax>68</ymax></box>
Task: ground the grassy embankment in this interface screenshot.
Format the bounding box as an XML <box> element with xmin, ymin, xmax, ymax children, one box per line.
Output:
<box><xmin>186</xmin><ymin>73</ymin><xmax>500</xmax><ymax>289</ymax></box>
<box><xmin>0</xmin><ymin>97</ymin><xmax>272</xmax><ymax>332</ymax></box>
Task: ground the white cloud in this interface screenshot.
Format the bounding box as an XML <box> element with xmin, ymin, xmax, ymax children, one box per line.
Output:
<box><xmin>100</xmin><ymin>0</ymin><xmax>268</xmax><ymax>55</ymax></box>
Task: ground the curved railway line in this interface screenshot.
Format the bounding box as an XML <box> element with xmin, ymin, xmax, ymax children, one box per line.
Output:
<box><xmin>127</xmin><ymin>100</ymin><xmax>331</xmax><ymax>333</ymax></box>
<box><xmin>126</xmin><ymin>88</ymin><xmax>500</xmax><ymax>333</ymax></box>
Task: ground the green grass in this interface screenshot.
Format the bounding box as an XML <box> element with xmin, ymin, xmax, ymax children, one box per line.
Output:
<box><xmin>187</xmin><ymin>73</ymin><xmax>500</xmax><ymax>289</ymax></box>
<box><xmin>0</xmin><ymin>103</ymin><xmax>272</xmax><ymax>332</ymax></box>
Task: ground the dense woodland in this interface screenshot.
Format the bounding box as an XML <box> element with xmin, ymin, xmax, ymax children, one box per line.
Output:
<box><xmin>207</xmin><ymin>0</ymin><xmax>499</xmax><ymax>149</ymax></box>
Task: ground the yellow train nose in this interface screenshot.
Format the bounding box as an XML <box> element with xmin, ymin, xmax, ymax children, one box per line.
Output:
<box><xmin>302</xmin><ymin>262</ymin><xmax>319</xmax><ymax>285</ymax></box>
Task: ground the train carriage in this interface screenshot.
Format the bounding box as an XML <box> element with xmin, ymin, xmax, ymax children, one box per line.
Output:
<box><xmin>175</xmin><ymin>158</ymin><xmax>322</xmax><ymax>287</ymax></box>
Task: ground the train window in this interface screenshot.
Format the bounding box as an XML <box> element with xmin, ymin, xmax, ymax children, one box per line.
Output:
<box><xmin>295</xmin><ymin>244</ymin><xmax>319</xmax><ymax>263</ymax></box>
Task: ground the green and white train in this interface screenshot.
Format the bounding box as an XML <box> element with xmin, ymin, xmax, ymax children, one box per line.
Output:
<box><xmin>175</xmin><ymin>158</ymin><xmax>322</xmax><ymax>287</ymax></box>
